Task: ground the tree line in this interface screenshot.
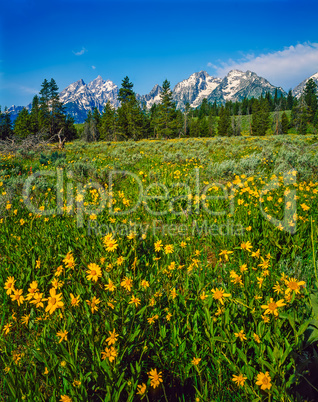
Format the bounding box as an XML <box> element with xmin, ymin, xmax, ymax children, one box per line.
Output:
<box><xmin>0</xmin><ymin>78</ymin><xmax>77</xmax><ymax>141</ymax></box>
<box><xmin>79</xmin><ymin>77</ymin><xmax>318</xmax><ymax>140</ymax></box>
<box><xmin>1</xmin><ymin>76</ymin><xmax>317</xmax><ymax>142</ymax></box>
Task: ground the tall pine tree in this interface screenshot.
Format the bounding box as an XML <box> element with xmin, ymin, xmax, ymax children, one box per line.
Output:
<box><xmin>156</xmin><ymin>79</ymin><xmax>178</xmax><ymax>138</ymax></box>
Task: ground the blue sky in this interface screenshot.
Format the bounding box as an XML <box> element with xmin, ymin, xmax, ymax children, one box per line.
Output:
<box><xmin>1</xmin><ymin>0</ymin><xmax>318</xmax><ymax>107</ymax></box>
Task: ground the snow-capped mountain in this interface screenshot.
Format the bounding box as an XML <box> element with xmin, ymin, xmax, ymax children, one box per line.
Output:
<box><xmin>173</xmin><ymin>71</ymin><xmax>222</xmax><ymax>109</ymax></box>
<box><xmin>292</xmin><ymin>72</ymin><xmax>318</xmax><ymax>99</ymax></box>
<box><xmin>137</xmin><ymin>84</ymin><xmax>163</xmax><ymax>109</ymax></box>
<box><xmin>59</xmin><ymin>76</ymin><xmax>119</xmax><ymax>122</ymax></box>
<box><xmin>8</xmin><ymin>70</ymin><xmax>295</xmax><ymax>123</ymax></box>
<box><xmin>207</xmin><ymin>70</ymin><xmax>286</xmax><ymax>103</ymax></box>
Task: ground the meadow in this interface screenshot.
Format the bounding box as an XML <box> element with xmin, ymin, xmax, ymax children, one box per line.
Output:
<box><xmin>1</xmin><ymin>134</ymin><xmax>318</xmax><ymax>401</ymax></box>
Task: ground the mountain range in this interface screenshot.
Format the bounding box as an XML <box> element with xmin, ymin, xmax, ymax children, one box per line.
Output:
<box><xmin>8</xmin><ymin>70</ymin><xmax>318</xmax><ymax>123</ymax></box>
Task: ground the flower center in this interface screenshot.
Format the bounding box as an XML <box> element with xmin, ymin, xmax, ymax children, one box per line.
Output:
<box><xmin>91</xmin><ymin>270</ymin><xmax>96</xmax><ymax>276</ymax></box>
<box><xmin>51</xmin><ymin>297</ymin><xmax>56</xmax><ymax>305</ymax></box>
<box><xmin>262</xmin><ymin>377</ymin><xmax>269</xmax><ymax>385</ymax></box>
<box><xmin>268</xmin><ymin>302</ymin><xmax>277</xmax><ymax>311</ymax></box>
<box><xmin>214</xmin><ymin>290</ymin><xmax>223</xmax><ymax>299</ymax></box>
<box><xmin>288</xmin><ymin>281</ymin><xmax>298</xmax><ymax>290</ymax></box>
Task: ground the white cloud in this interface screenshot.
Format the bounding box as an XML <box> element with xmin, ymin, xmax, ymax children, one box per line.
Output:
<box><xmin>208</xmin><ymin>42</ymin><xmax>318</xmax><ymax>90</ymax></box>
<box><xmin>73</xmin><ymin>47</ymin><xmax>87</xmax><ymax>56</ymax></box>
<box><xmin>19</xmin><ymin>85</ymin><xmax>38</xmax><ymax>94</ymax></box>
<box><xmin>92</xmin><ymin>65</ymin><xmax>96</xmax><ymax>70</ymax></box>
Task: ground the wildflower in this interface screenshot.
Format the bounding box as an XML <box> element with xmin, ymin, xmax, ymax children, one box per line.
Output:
<box><xmin>170</xmin><ymin>288</ymin><xmax>177</xmax><ymax>299</ymax></box>
<box><xmin>300</xmin><ymin>203</ymin><xmax>310</xmax><ymax>211</ymax></box>
<box><xmin>232</xmin><ymin>373</ymin><xmax>247</xmax><ymax>387</ymax></box>
<box><xmin>121</xmin><ymin>276</ymin><xmax>133</xmax><ymax>291</ymax></box>
<box><xmin>86</xmin><ymin>263</ymin><xmax>102</xmax><ymax>282</ymax></box>
<box><xmin>147</xmin><ymin>315</ymin><xmax>159</xmax><ymax>325</ymax></box>
<box><xmin>21</xmin><ymin>314</ymin><xmax>30</xmax><ymax>326</ymax></box>
<box><xmin>117</xmin><ymin>256</ymin><xmax>124</xmax><ymax>266</ymax></box>
<box><xmin>164</xmin><ymin>244</ymin><xmax>174</xmax><ymax>254</ymax></box>
<box><xmin>257</xmin><ymin>277</ymin><xmax>264</xmax><ymax>288</ymax></box>
<box><xmin>231</xmin><ymin>275</ymin><xmax>243</xmax><ymax>285</ymax></box>
<box><xmin>43</xmin><ymin>367</ymin><xmax>49</xmax><ymax>375</ymax></box>
<box><xmin>166</xmin><ymin>312</ymin><xmax>172</xmax><ymax>321</ymax></box>
<box><xmin>180</xmin><ymin>241</ymin><xmax>187</xmax><ymax>248</ymax></box>
<box><xmin>10</xmin><ymin>288</ymin><xmax>24</xmax><ymax>306</ymax></box>
<box><xmin>251</xmin><ymin>249</ymin><xmax>260</xmax><ymax>258</ymax></box>
<box><xmin>285</xmin><ymin>277</ymin><xmax>305</xmax><ymax>295</ymax></box>
<box><xmin>72</xmin><ymin>380</ymin><xmax>81</xmax><ymax>387</ymax></box>
<box><xmin>70</xmin><ymin>293</ymin><xmax>80</xmax><ymax>307</ymax></box>
<box><xmin>63</xmin><ymin>252</ymin><xmax>75</xmax><ymax>269</ymax></box>
<box><xmin>36</xmin><ymin>260</ymin><xmax>41</xmax><ymax>269</ymax></box>
<box><xmin>148</xmin><ymin>368</ymin><xmax>163</xmax><ymax>389</ymax></box>
<box><xmin>219</xmin><ymin>250</ymin><xmax>233</xmax><ymax>261</ymax></box>
<box><xmin>240</xmin><ymin>264</ymin><xmax>248</xmax><ymax>273</ymax></box>
<box><xmin>60</xmin><ymin>396</ymin><xmax>72</xmax><ymax>402</ymax></box>
<box><xmin>253</xmin><ymin>333</ymin><xmax>261</xmax><ymax>343</ymax></box>
<box><xmin>105</xmin><ymin>279</ymin><xmax>116</xmax><ymax>292</ymax></box>
<box><xmin>140</xmin><ymin>279</ymin><xmax>149</xmax><ymax>289</ymax></box>
<box><xmin>191</xmin><ymin>357</ymin><xmax>201</xmax><ymax>366</ymax></box>
<box><xmin>105</xmin><ymin>237</ymin><xmax>118</xmax><ymax>252</ymax></box>
<box><xmin>3</xmin><ymin>323</ymin><xmax>12</xmax><ymax>335</ymax></box>
<box><xmin>137</xmin><ymin>383</ymin><xmax>147</xmax><ymax>395</ymax></box>
<box><xmin>129</xmin><ymin>295</ymin><xmax>141</xmax><ymax>307</ymax></box>
<box><xmin>211</xmin><ymin>288</ymin><xmax>231</xmax><ymax>305</ymax></box>
<box><xmin>55</xmin><ymin>266</ymin><xmax>64</xmax><ymax>277</ymax></box>
<box><xmin>256</xmin><ymin>371</ymin><xmax>272</xmax><ymax>390</ymax></box>
<box><xmin>261</xmin><ymin>298</ymin><xmax>286</xmax><ymax>316</ymax></box>
<box><xmin>30</xmin><ymin>292</ymin><xmax>45</xmax><ymax>308</ymax></box>
<box><xmin>258</xmin><ymin>257</ymin><xmax>270</xmax><ymax>269</ymax></box>
<box><xmin>51</xmin><ymin>278</ymin><xmax>63</xmax><ymax>289</ymax></box>
<box><xmin>106</xmin><ymin>329</ymin><xmax>118</xmax><ymax>346</ymax></box>
<box><xmin>241</xmin><ymin>241</ymin><xmax>252</xmax><ymax>252</ymax></box>
<box><xmin>4</xmin><ymin>276</ymin><xmax>15</xmax><ymax>295</ymax></box>
<box><xmin>86</xmin><ymin>296</ymin><xmax>101</xmax><ymax>314</ymax></box>
<box><xmin>273</xmin><ymin>282</ymin><xmax>283</xmax><ymax>295</ymax></box>
<box><xmin>234</xmin><ymin>330</ymin><xmax>247</xmax><ymax>341</ymax></box>
<box><xmin>101</xmin><ymin>346</ymin><xmax>117</xmax><ymax>362</ymax></box>
<box><xmin>56</xmin><ymin>330</ymin><xmax>68</xmax><ymax>343</ymax></box>
<box><xmin>200</xmin><ymin>291</ymin><xmax>208</xmax><ymax>300</ymax></box>
<box><xmin>45</xmin><ymin>288</ymin><xmax>64</xmax><ymax>314</ymax></box>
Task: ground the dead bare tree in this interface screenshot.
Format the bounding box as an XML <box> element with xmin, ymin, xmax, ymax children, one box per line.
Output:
<box><xmin>0</xmin><ymin>131</ymin><xmax>61</xmax><ymax>155</ymax></box>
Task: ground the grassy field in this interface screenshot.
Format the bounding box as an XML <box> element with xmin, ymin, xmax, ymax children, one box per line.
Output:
<box><xmin>1</xmin><ymin>135</ymin><xmax>318</xmax><ymax>401</ymax></box>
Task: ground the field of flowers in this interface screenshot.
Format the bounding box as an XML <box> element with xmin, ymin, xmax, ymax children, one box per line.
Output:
<box><xmin>1</xmin><ymin>135</ymin><xmax>318</xmax><ymax>401</ymax></box>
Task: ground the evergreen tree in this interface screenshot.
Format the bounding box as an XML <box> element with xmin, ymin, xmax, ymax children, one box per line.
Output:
<box><xmin>183</xmin><ymin>102</ymin><xmax>190</xmax><ymax>137</ymax></box>
<box><xmin>156</xmin><ymin>79</ymin><xmax>178</xmax><ymax>138</ymax></box>
<box><xmin>117</xmin><ymin>76</ymin><xmax>144</xmax><ymax>140</ymax></box>
<box><xmin>281</xmin><ymin>112</ymin><xmax>289</xmax><ymax>134</ymax></box>
<box><xmin>208</xmin><ymin>113</ymin><xmax>217</xmax><ymax>136</ymax></box>
<box><xmin>0</xmin><ymin>107</ymin><xmax>13</xmax><ymax>140</ymax></box>
<box><xmin>303</xmin><ymin>78</ymin><xmax>318</xmax><ymax>122</ymax></box>
<box><xmin>39</xmin><ymin>78</ymin><xmax>67</xmax><ymax>136</ymax></box>
<box><xmin>287</xmin><ymin>90</ymin><xmax>294</xmax><ymax>110</ymax></box>
<box><xmin>48</xmin><ymin>78</ymin><xmax>65</xmax><ymax>135</ymax></box>
<box><xmin>251</xmin><ymin>99</ymin><xmax>270</xmax><ymax>136</ymax></box>
<box><xmin>189</xmin><ymin>118</ymin><xmax>200</xmax><ymax>137</ymax></box>
<box><xmin>118</xmin><ymin>76</ymin><xmax>135</xmax><ymax>103</ymax></box>
<box><xmin>100</xmin><ymin>102</ymin><xmax>116</xmax><ymax>140</ymax></box>
<box><xmin>30</xmin><ymin>95</ymin><xmax>40</xmax><ymax>134</ymax></box>
<box><xmin>199</xmin><ymin>116</ymin><xmax>209</xmax><ymax>137</ymax></box>
<box><xmin>217</xmin><ymin>105</ymin><xmax>231</xmax><ymax>136</ymax></box>
<box><xmin>39</xmin><ymin>78</ymin><xmax>51</xmax><ymax>130</ymax></box>
<box><xmin>293</xmin><ymin>97</ymin><xmax>309</xmax><ymax>135</ymax></box>
<box><xmin>14</xmin><ymin>108</ymin><xmax>31</xmax><ymax>138</ymax></box>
